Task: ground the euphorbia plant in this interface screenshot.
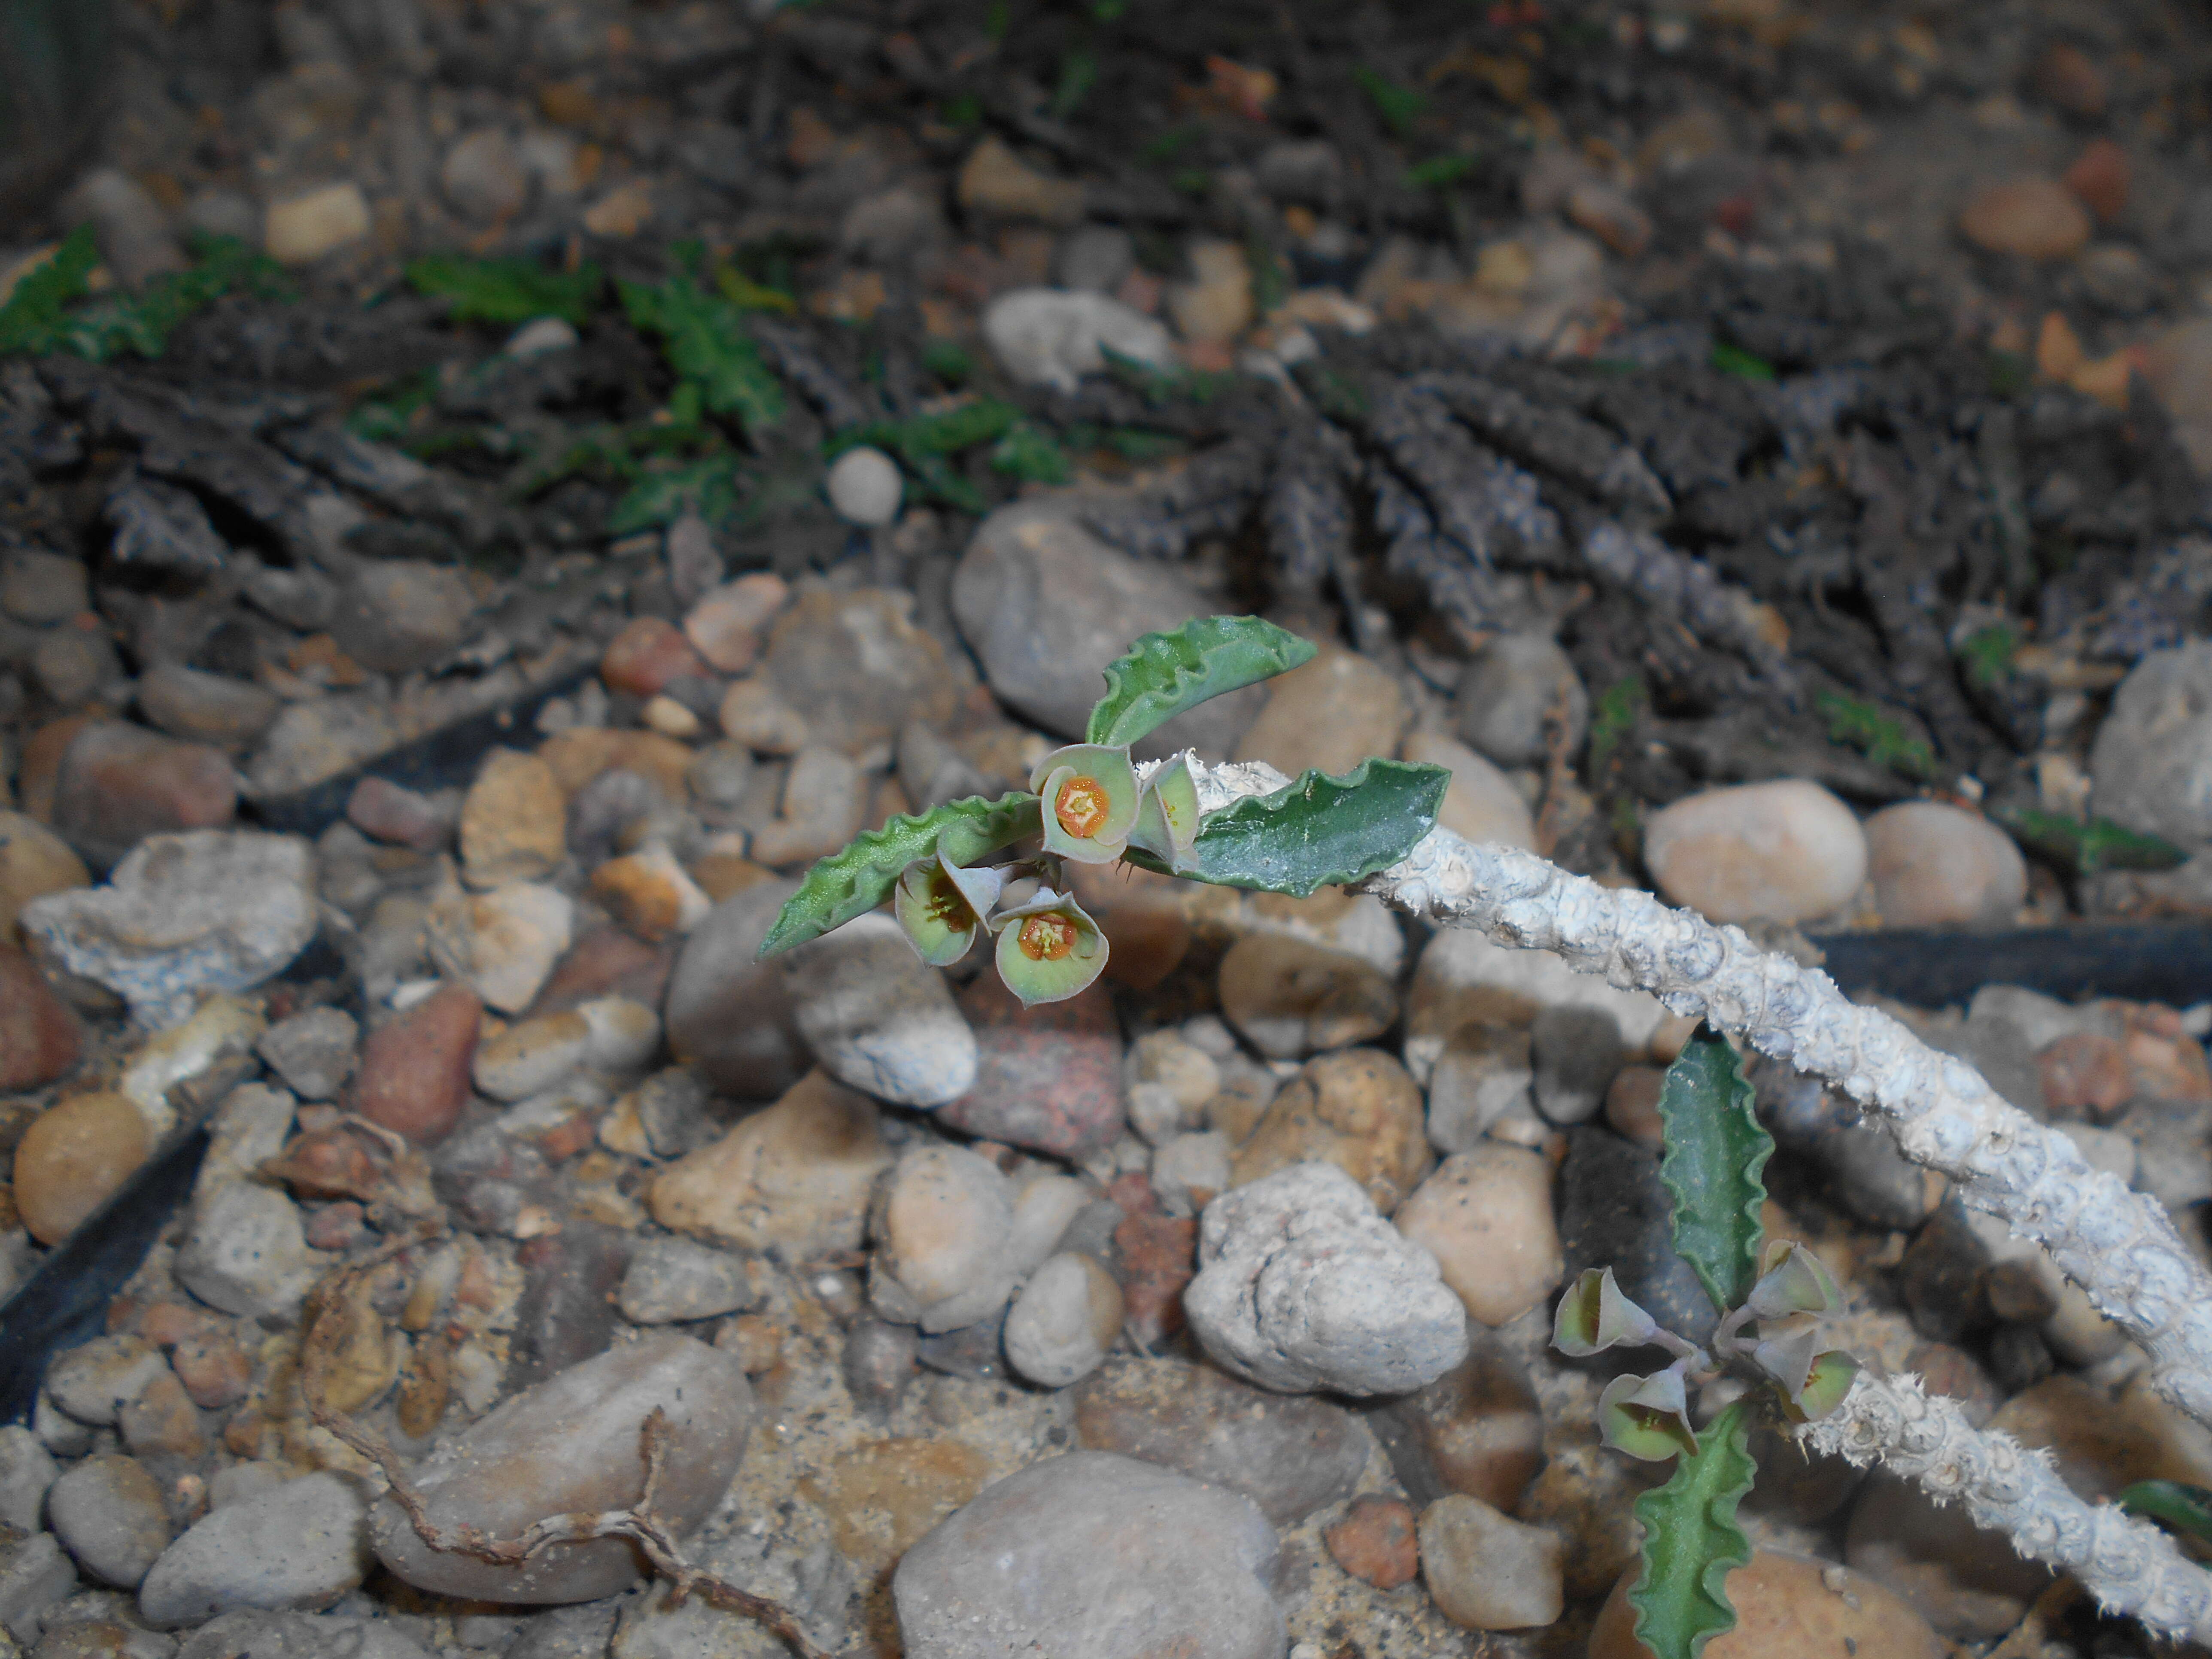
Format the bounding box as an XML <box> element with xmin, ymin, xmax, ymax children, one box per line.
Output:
<box><xmin>1557</xmin><ymin>1028</ymin><xmax>1859</xmax><ymax>1659</ymax></box>
<box><xmin>757</xmin><ymin>615</ymin><xmax>1451</xmax><ymax>1005</ymax></box>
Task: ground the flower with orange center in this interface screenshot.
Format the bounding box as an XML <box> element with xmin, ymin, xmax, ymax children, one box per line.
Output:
<box><xmin>1030</xmin><ymin>743</ymin><xmax>1140</xmax><ymax>864</ymax></box>
<box><xmin>992</xmin><ymin>887</ymin><xmax>1107</xmax><ymax>1006</ymax></box>
<box><xmin>1016</xmin><ymin>911</ymin><xmax>1080</xmax><ymax>961</ymax></box>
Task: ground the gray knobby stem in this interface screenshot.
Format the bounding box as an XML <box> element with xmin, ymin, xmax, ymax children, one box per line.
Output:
<box><xmin>1186</xmin><ymin>758</ymin><xmax>2212</xmax><ymax>1430</ymax></box>
<box><xmin>1805</xmin><ymin>1370</ymin><xmax>2212</xmax><ymax>1642</ymax></box>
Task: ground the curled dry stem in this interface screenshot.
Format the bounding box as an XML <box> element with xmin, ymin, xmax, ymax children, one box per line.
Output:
<box><xmin>298</xmin><ymin>1235</ymin><xmax>827</xmax><ymax>1659</ymax></box>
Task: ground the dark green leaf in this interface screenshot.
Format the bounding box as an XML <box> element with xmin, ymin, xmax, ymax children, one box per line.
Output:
<box><xmin>2120</xmin><ymin>1480</ymin><xmax>2212</xmax><ymax>1544</ymax></box>
<box><xmin>1086</xmin><ymin>616</ymin><xmax>1317</xmax><ymax>747</ymax></box>
<box><xmin>408</xmin><ymin>255</ymin><xmax>603</xmax><ymax>326</ymax></box>
<box><xmin>922</xmin><ymin>338</ymin><xmax>975</xmax><ymax>385</ymax></box>
<box><xmin>1709</xmin><ymin>343</ymin><xmax>1776</xmax><ymax>382</ymax></box>
<box><xmin>1128</xmin><ymin>758</ymin><xmax>1448</xmax><ymax>896</ymax></box>
<box><xmin>1051</xmin><ymin>47</ymin><xmax>1099</xmax><ymax>119</ymax></box>
<box><xmin>1353</xmin><ymin>65</ymin><xmax>1426</xmax><ymax>136</ymax></box>
<box><xmin>989</xmin><ymin>420</ymin><xmax>1072</xmax><ymax>484</ymax></box>
<box><xmin>619</xmin><ymin>274</ymin><xmax>787</xmax><ymax>433</ymax></box>
<box><xmin>0</xmin><ymin>226</ymin><xmax>100</xmax><ymax>356</ymax></box>
<box><xmin>1992</xmin><ymin>805</ymin><xmax>2188</xmax><ymax>875</ymax></box>
<box><xmin>1655</xmin><ymin>1029</ymin><xmax>1772</xmax><ymax>1313</ymax></box>
<box><xmin>758</xmin><ymin>793</ymin><xmax>1044</xmax><ymax>959</ymax></box>
<box><xmin>1956</xmin><ymin>622</ymin><xmax>2020</xmax><ymax>689</ymax></box>
<box><xmin>1814</xmin><ymin>689</ymin><xmax>1937</xmax><ymax>782</ymax></box>
<box><xmin>1629</xmin><ymin>1400</ymin><xmax>1757</xmax><ymax>1659</ymax></box>
<box><xmin>1405</xmin><ymin>153</ymin><xmax>1478</xmax><ymax>190</ymax></box>
<box><xmin>607</xmin><ymin>456</ymin><xmax>741</xmax><ymax>535</ymax></box>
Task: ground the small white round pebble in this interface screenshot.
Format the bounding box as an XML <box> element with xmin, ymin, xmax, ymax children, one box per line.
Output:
<box><xmin>827</xmin><ymin>446</ymin><xmax>904</xmax><ymax>527</ymax></box>
<box><xmin>504</xmin><ymin>316</ymin><xmax>579</xmax><ymax>357</ymax></box>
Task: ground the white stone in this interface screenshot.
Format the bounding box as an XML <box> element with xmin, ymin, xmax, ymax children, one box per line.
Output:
<box><xmin>982</xmin><ymin>288</ymin><xmax>1177</xmax><ymax>394</ymax></box>
<box><xmin>264</xmin><ymin>184</ymin><xmax>371</xmax><ymax>265</ymax></box>
<box><xmin>0</xmin><ymin>1428</ymin><xmax>56</xmax><ymax>1532</ymax></box>
<box><xmin>138</xmin><ymin>1473</ymin><xmax>371</xmax><ymax>1628</ymax></box>
<box><xmin>22</xmin><ymin>832</ymin><xmax>317</xmax><ymax>1030</ymax></box>
<box><xmin>2090</xmin><ymin>641</ymin><xmax>2212</xmax><ymax>846</ymax></box>
<box><xmin>505</xmin><ymin>316</ymin><xmax>579</xmax><ymax>357</ymax></box>
<box><xmin>1865</xmin><ymin>802</ymin><xmax>2027</xmax><ymax>927</ymax></box>
<box><xmin>1152</xmin><ymin>1131</ymin><xmax>1233</xmax><ymax>1213</ymax></box>
<box><xmin>1006</xmin><ymin>1173</ymin><xmax>1092</xmax><ymax>1276</ymax></box>
<box><xmin>119</xmin><ymin>994</ymin><xmax>266</xmax><ymax>1139</ymax></box>
<box><xmin>426</xmin><ymin>875</ymin><xmax>574</xmax><ymax>1014</ymax></box>
<box><xmin>1004</xmin><ymin>1253</ymin><xmax>1123</xmax><ymax>1388</ymax></box>
<box><xmin>783</xmin><ymin>914</ymin><xmax>977</xmax><ymax>1107</ymax></box>
<box><xmin>1642</xmin><ymin>779</ymin><xmax>1868</xmax><ymax>925</ymax></box>
<box><xmin>193</xmin><ymin>1082</ymin><xmax>297</xmax><ymax>1202</ymax></box>
<box><xmin>826</xmin><ymin>447</ymin><xmax>903</xmax><ymax>527</ymax></box>
<box><xmin>175</xmin><ymin>1183</ymin><xmax>317</xmax><ymax>1319</ymax></box>
<box><xmin>1184</xmin><ymin>1161</ymin><xmax>1469</xmax><ymax>1395</ymax></box>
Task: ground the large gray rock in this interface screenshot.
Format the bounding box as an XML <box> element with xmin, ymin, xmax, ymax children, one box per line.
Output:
<box><xmin>664</xmin><ymin>879</ymin><xmax>806</xmax><ymax>1102</ymax></box>
<box><xmin>1184</xmin><ymin>1162</ymin><xmax>1468</xmax><ymax>1396</ymax></box>
<box><xmin>893</xmin><ymin>1451</ymin><xmax>1285</xmax><ymax>1659</ymax></box>
<box><xmin>952</xmin><ymin>502</ymin><xmax>1263</xmax><ymax>756</ymax></box>
<box><xmin>46</xmin><ymin>1454</ymin><xmax>170</xmax><ymax>1588</ymax></box>
<box><xmin>370</xmin><ymin>1334</ymin><xmax>753</xmax><ymax>1604</ymax></box>
<box><xmin>2090</xmin><ymin>641</ymin><xmax>2212</xmax><ymax>847</ymax></box>
<box><xmin>138</xmin><ymin>1472</ymin><xmax>371</xmax><ymax>1627</ymax></box>
<box><xmin>784</xmin><ymin>915</ymin><xmax>976</xmax><ymax>1109</ymax></box>
<box><xmin>21</xmin><ymin>832</ymin><xmax>317</xmax><ymax>1029</ymax></box>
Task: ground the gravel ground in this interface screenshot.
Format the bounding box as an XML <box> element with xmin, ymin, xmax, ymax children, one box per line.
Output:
<box><xmin>6</xmin><ymin>0</ymin><xmax>2212</xmax><ymax>1656</ymax></box>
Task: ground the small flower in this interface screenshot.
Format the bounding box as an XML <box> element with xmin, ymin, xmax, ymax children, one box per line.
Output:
<box><xmin>1782</xmin><ymin>1350</ymin><xmax>1860</xmax><ymax>1423</ymax></box>
<box><xmin>1030</xmin><ymin>743</ymin><xmax>1141</xmax><ymax>864</ymax></box>
<box><xmin>1745</xmin><ymin>1240</ymin><xmax>1841</xmax><ymax>1320</ymax></box>
<box><xmin>1552</xmin><ymin>1267</ymin><xmax>1661</xmax><ymax>1358</ymax></box>
<box><xmin>893</xmin><ymin>854</ymin><xmax>1006</xmax><ymax>967</ymax></box>
<box><xmin>1597</xmin><ymin>1364</ymin><xmax>1700</xmax><ymax>1462</ymax></box>
<box><xmin>1127</xmin><ymin>753</ymin><xmax>1202</xmax><ymax>873</ymax></box>
<box><xmin>990</xmin><ymin>887</ymin><xmax>1109</xmax><ymax>1006</ymax></box>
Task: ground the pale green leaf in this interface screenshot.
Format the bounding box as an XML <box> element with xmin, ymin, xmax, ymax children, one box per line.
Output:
<box><xmin>1085</xmin><ymin>616</ymin><xmax>1317</xmax><ymax>748</ymax></box>
<box><xmin>1125</xmin><ymin>758</ymin><xmax>1448</xmax><ymax>896</ymax></box>
<box><xmin>1655</xmin><ymin>1029</ymin><xmax>1772</xmax><ymax>1314</ymax></box>
<box><xmin>1629</xmin><ymin>1399</ymin><xmax>1757</xmax><ymax>1659</ymax></box>
<box><xmin>757</xmin><ymin>793</ymin><xmax>1041</xmax><ymax>959</ymax></box>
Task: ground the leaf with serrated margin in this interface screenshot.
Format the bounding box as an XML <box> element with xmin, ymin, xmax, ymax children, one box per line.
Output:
<box><xmin>1124</xmin><ymin>759</ymin><xmax>1447</xmax><ymax>896</ymax></box>
<box><xmin>1085</xmin><ymin>616</ymin><xmax>1317</xmax><ymax>748</ymax></box>
<box><xmin>1656</xmin><ymin>1028</ymin><xmax>1772</xmax><ymax>1314</ymax></box>
<box><xmin>757</xmin><ymin>793</ymin><xmax>1041</xmax><ymax>959</ymax></box>
<box><xmin>1629</xmin><ymin>1399</ymin><xmax>1757</xmax><ymax>1659</ymax></box>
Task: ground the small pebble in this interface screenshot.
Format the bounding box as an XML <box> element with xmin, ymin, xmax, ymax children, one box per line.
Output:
<box><xmin>826</xmin><ymin>447</ymin><xmax>904</xmax><ymax>527</ymax></box>
<box><xmin>1395</xmin><ymin>1145</ymin><xmax>1565</xmax><ymax>1328</ymax></box>
<box><xmin>1003</xmin><ymin>1252</ymin><xmax>1122</xmax><ymax>1387</ymax></box>
<box><xmin>599</xmin><ymin>618</ymin><xmax>707</xmax><ymax>701</ymax></box>
<box><xmin>2036</xmin><ymin>1030</ymin><xmax>2131</xmax><ymax>1120</ymax></box>
<box><xmin>784</xmin><ymin>913</ymin><xmax>978</xmax><ymax>1108</ymax></box>
<box><xmin>1960</xmin><ymin>176</ymin><xmax>2092</xmax><ymax>261</ymax></box>
<box><xmin>0</xmin><ymin>1427</ymin><xmax>57</xmax><ymax>1532</ymax></box>
<box><xmin>1642</xmin><ymin>781</ymin><xmax>1867</xmax><ymax>926</ymax></box>
<box><xmin>1531</xmin><ymin>1005</ymin><xmax>1626</xmax><ymax>1126</ymax></box>
<box><xmin>1217</xmin><ymin>934</ymin><xmax>1398</xmax><ymax>1060</ymax></box>
<box><xmin>353</xmin><ymin>984</ymin><xmax>482</xmax><ymax>1145</ymax></box>
<box><xmin>616</xmin><ymin>1238</ymin><xmax>759</xmax><ymax>1325</ymax></box>
<box><xmin>1594</xmin><ymin>1548</ymin><xmax>1947</xmax><ymax>1658</ymax></box>
<box><xmin>13</xmin><ymin>1093</ymin><xmax>148</xmax><ymax>1246</ymax></box>
<box><xmin>649</xmin><ymin>1070</ymin><xmax>890</xmax><ymax>1255</ymax></box>
<box><xmin>137</xmin><ymin>1472</ymin><xmax>370</xmax><ymax>1627</ymax></box>
<box><xmin>46</xmin><ymin>1455</ymin><xmax>170</xmax><ymax>1589</ymax></box>
<box><xmin>1419</xmin><ymin>1494</ymin><xmax>1564</xmax><ymax>1630</ymax></box>
<box><xmin>255</xmin><ymin>1007</ymin><xmax>358</xmax><ymax>1102</ymax></box>
<box><xmin>1325</xmin><ymin>1495</ymin><xmax>1419</xmax><ymax>1590</ymax></box>
<box><xmin>0</xmin><ymin>945</ymin><xmax>82</xmax><ymax>1093</ymax></box>
<box><xmin>1234</xmin><ymin>647</ymin><xmax>1406</xmax><ymax>782</ymax></box>
<box><xmin>1864</xmin><ymin>802</ymin><xmax>2026</xmax><ymax>927</ymax></box>
<box><xmin>1454</xmin><ymin>634</ymin><xmax>1587</xmax><ymax>768</ymax></box>
<box><xmin>870</xmin><ymin>1145</ymin><xmax>1017</xmax><ymax>1334</ymax></box>
<box><xmin>1229</xmin><ymin>1048</ymin><xmax>1429</xmax><ymax>1217</ymax></box>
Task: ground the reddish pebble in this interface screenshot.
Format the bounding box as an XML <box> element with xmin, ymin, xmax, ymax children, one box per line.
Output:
<box><xmin>2036</xmin><ymin>1031</ymin><xmax>2132</xmax><ymax>1119</ymax></box>
<box><xmin>2031</xmin><ymin>41</ymin><xmax>2108</xmax><ymax>117</ymax></box>
<box><xmin>682</xmin><ymin>573</ymin><xmax>790</xmax><ymax>675</ymax></box>
<box><xmin>304</xmin><ymin>1200</ymin><xmax>368</xmax><ymax>1251</ymax></box>
<box><xmin>526</xmin><ymin>924</ymin><xmax>676</xmax><ymax>1017</ymax></box>
<box><xmin>0</xmin><ymin>944</ymin><xmax>81</xmax><ymax>1091</ymax></box>
<box><xmin>1960</xmin><ymin>176</ymin><xmax>2092</xmax><ymax>261</ymax></box>
<box><xmin>346</xmin><ymin>776</ymin><xmax>450</xmax><ymax>851</ymax></box>
<box><xmin>170</xmin><ymin>1331</ymin><xmax>252</xmax><ymax>1411</ymax></box>
<box><xmin>50</xmin><ymin>721</ymin><xmax>237</xmax><ymax>869</ymax></box>
<box><xmin>2125</xmin><ymin>1025</ymin><xmax>2212</xmax><ymax>1102</ymax></box>
<box><xmin>601</xmin><ymin>616</ymin><xmax>708</xmax><ymax>699</ymax></box>
<box><xmin>354</xmin><ymin>984</ymin><xmax>483</xmax><ymax>1146</ymax></box>
<box><xmin>1325</xmin><ymin>1495</ymin><xmax>1420</xmax><ymax>1590</ymax></box>
<box><xmin>936</xmin><ymin>977</ymin><xmax>1127</xmax><ymax>1158</ymax></box>
<box><xmin>1603</xmin><ymin>1065</ymin><xmax>1667</xmax><ymax>1146</ymax></box>
<box><xmin>137</xmin><ymin>1302</ymin><xmax>213</xmax><ymax>1350</ymax></box>
<box><xmin>535</xmin><ymin>1110</ymin><xmax>600</xmax><ymax>1163</ymax></box>
<box><xmin>1106</xmin><ymin>1172</ymin><xmax>1158</xmax><ymax>1215</ymax></box>
<box><xmin>1114</xmin><ymin>1211</ymin><xmax>1197</xmax><ymax>1347</ymax></box>
<box><xmin>264</xmin><ymin>1124</ymin><xmax>381</xmax><ymax>1200</ymax></box>
<box><xmin>121</xmin><ymin>1370</ymin><xmax>207</xmax><ymax>1460</ymax></box>
<box><xmin>2063</xmin><ymin>138</ymin><xmax>2130</xmax><ymax>225</ymax></box>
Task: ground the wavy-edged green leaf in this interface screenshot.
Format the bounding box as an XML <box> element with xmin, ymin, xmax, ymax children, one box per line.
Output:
<box><xmin>0</xmin><ymin>225</ymin><xmax>99</xmax><ymax>356</ymax></box>
<box><xmin>1629</xmin><ymin>1399</ymin><xmax>1757</xmax><ymax>1659</ymax></box>
<box><xmin>2121</xmin><ymin>1480</ymin><xmax>2212</xmax><ymax>1544</ymax></box>
<box><xmin>1656</xmin><ymin>1029</ymin><xmax>1772</xmax><ymax>1314</ymax></box>
<box><xmin>1127</xmin><ymin>758</ymin><xmax>1446</xmax><ymax>897</ymax></box>
<box><xmin>1994</xmin><ymin>804</ymin><xmax>2188</xmax><ymax>875</ymax></box>
<box><xmin>758</xmin><ymin>793</ymin><xmax>1041</xmax><ymax>959</ymax></box>
<box><xmin>619</xmin><ymin>273</ymin><xmax>787</xmax><ymax>433</ymax></box>
<box><xmin>1085</xmin><ymin>616</ymin><xmax>1318</xmax><ymax>747</ymax></box>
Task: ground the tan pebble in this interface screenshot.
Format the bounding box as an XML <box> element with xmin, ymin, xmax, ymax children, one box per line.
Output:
<box><xmin>682</xmin><ymin>573</ymin><xmax>789</xmax><ymax>674</ymax></box>
<box><xmin>797</xmin><ymin>1437</ymin><xmax>992</xmax><ymax>1580</ymax></box>
<box><xmin>1401</xmin><ymin>731</ymin><xmax>1535</xmax><ymax>851</ymax></box>
<box><xmin>0</xmin><ymin>810</ymin><xmax>89</xmax><ymax>942</ymax></box>
<box><xmin>718</xmin><ymin>678</ymin><xmax>810</xmax><ymax>754</ymax></box>
<box><xmin>265</xmin><ymin>184</ymin><xmax>370</xmax><ymax>264</ymax></box>
<box><xmin>14</xmin><ymin>1091</ymin><xmax>149</xmax><ymax>1244</ymax></box>
<box><xmin>958</xmin><ymin>136</ymin><xmax>1085</xmax><ymax>225</ymax></box>
<box><xmin>650</xmin><ymin>1070</ymin><xmax>890</xmax><ymax>1254</ymax></box>
<box><xmin>1603</xmin><ymin>1065</ymin><xmax>1667</xmax><ymax>1146</ymax></box>
<box><xmin>1229</xmin><ymin>1047</ymin><xmax>1429</xmax><ymax>1215</ymax></box>
<box><xmin>601</xmin><ymin>616</ymin><xmax>705</xmax><ymax>699</ymax></box>
<box><xmin>641</xmin><ymin>695</ymin><xmax>699</xmax><ymax>738</ymax></box>
<box><xmin>1217</xmin><ymin>933</ymin><xmax>1398</xmax><ymax>1060</ymax></box>
<box><xmin>472</xmin><ymin>1009</ymin><xmax>591</xmax><ymax>1101</ymax></box>
<box><xmin>1864</xmin><ymin>802</ymin><xmax>2024</xmax><ymax>927</ymax></box>
<box><xmin>1643</xmin><ymin>780</ymin><xmax>1866</xmax><ymax>925</ymax></box>
<box><xmin>1166</xmin><ymin>240</ymin><xmax>1254</xmax><ymax>344</ymax></box>
<box><xmin>1395</xmin><ymin>1145</ymin><xmax>1563</xmax><ymax>1326</ymax></box>
<box><xmin>1234</xmin><ymin>647</ymin><xmax>1406</xmax><ymax>780</ymax></box>
<box><xmin>1959</xmin><ymin>176</ymin><xmax>2091</xmax><ymax>261</ymax></box>
<box><xmin>1421</xmin><ymin>1493</ymin><xmax>1564</xmax><ymax>1630</ymax></box>
<box><xmin>459</xmin><ymin>749</ymin><xmax>566</xmax><ymax>887</ymax></box>
<box><xmin>591</xmin><ymin>844</ymin><xmax>711</xmax><ymax>940</ymax></box>
<box><xmin>2063</xmin><ymin>137</ymin><xmax>2130</xmax><ymax>224</ymax></box>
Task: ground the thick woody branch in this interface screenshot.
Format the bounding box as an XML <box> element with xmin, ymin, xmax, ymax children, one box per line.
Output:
<box><xmin>1805</xmin><ymin>1371</ymin><xmax>2212</xmax><ymax>1643</ymax></box>
<box><xmin>1188</xmin><ymin>760</ymin><xmax>2212</xmax><ymax>1433</ymax></box>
